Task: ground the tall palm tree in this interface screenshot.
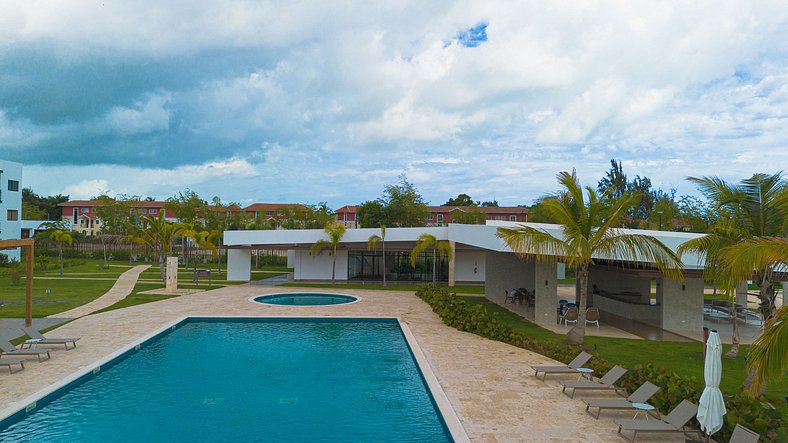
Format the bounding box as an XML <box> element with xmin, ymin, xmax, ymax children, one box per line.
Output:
<box><xmin>311</xmin><ymin>221</ymin><xmax>347</xmax><ymax>285</ymax></box>
<box><xmin>497</xmin><ymin>171</ymin><xmax>684</xmax><ymax>345</ymax></box>
<box><xmin>678</xmin><ymin>173</ymin><xmax>786</xmax><ymax>321</ymax></box>
<box><xmin>129</xmin><ymin>212</ymin><xmax>185</xmax><ymax>281</ymax></box>
<box><xmin>410</xmin><ymin>233</ymin><xmax>453</xmax><ymax>285</ymax></box>
<box><xmin>746</xmin><ymin>304</ymin><xmax>787</xmax><ymax>394</ymax></box>
<box><xmin>49</xmin><ymin>229</ymin><xmax>73</xmax><ymax>277</ymax></box>
<box><xmin>367</xmin><ymin>225</ymin><xmax>387</xmax><ymax>286</ymax></box>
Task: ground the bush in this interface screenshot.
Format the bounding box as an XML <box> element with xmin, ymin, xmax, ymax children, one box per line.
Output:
<box><xmin>415</xmin><ymin>285</ymin><xmax>786</xmax><ymax>442</ymax></box>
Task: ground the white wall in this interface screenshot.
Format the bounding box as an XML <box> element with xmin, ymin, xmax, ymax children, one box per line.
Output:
<box><xmin>227</xmin><ymin>249</ymin><xmax>251</xmax><ymax>281</ymax></box>
<box><xmin>294</xmin><ymin>249</ymin><xmax>349</xmax><ymax>281</ymax></box>
<box><xmin>455</xmin><ymin>250</ymin><xmax>485</xmax><ymax>282</ymax></box>
<box><xmin>0</xmin><ymin>160</ymin><xmax>23</xmax><ymax>261</ymax></box>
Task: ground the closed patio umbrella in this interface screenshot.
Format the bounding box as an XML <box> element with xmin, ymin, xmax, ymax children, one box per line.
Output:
<box><xmin>697</xmin><ymin>330</ymin><xmax>726</xmax><ymax>443</ymax></box>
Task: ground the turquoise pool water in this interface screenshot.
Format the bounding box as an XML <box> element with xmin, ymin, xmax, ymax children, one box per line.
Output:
<box><xmin>254</xmin><ymin>293</ymin><xmax>358</xmax><ymax>306</ymax></box>
<box><xmin>0</xmin><ymin>319</ymin><xmax>452</xmax><ymax>442</ymax></box>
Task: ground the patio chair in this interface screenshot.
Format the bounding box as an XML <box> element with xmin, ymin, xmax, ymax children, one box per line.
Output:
<box><xmin>615</xmin><ymin>399</ymin><xmax>701</xmax><ymax>443</ymax></box>
<box><xmin>729</xmin><ymin>424</ymin><xmax>760</xmax><ymax>443</ymax></box>
<box><xmin>561</xmin><ymin>307</ymin><xmax>578</xmax><ymax>327</ymax></box>
<box><xmin>586</xmin><ymin>307</ymin><xmax>600</xmax><ymax>328</ymax></box>
<box><xmin>505</xmin><ymin>289</ymin><xmax>518</xmax><ymax>304</ymax></box>
<box><xmin>21</xmin><ymin>326</ymin><xmax>80</xmax><ymax>350</ymax></box>
<box><xmin>0</xmin><ymin>339</ymin><xmax>51</xmax><ymax>362</ymax></box>
<box><xmin>583</xmin><ymin>381</ymin><xmax>660</xmax><ymax>418</ymax></box>
<box><xmin>531</xmin><ymin>351</ymin><xmax>592</xmax><ymax>381</ymax></box>
<box><xmin>0</xmin><ymin>358</ymin><xmax>25</xmax><ymax>374</ymax></box>
<box><xmin>559</xmin><ymin>365</ymin><xmax>628</xmax><ymax>398</ymax></box>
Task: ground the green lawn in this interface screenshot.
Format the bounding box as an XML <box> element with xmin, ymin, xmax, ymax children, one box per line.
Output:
<box><xmin>89</xmin><ymin>282</ymin><xmax>178</xmax><ymax>315</ymax></box>
<box><xmin>281</xmin><ymin>282</ymin><xmax>485</xmax><ymax>294</ymax></box>
<box><xmin>457</xmin><ymin>295</ymin><xmax>788</xmax><ymax>401</ymax></box>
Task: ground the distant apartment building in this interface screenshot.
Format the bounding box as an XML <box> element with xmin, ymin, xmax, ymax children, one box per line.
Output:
<box><xmin>0</xmin><ymin>160</ymin><xmax>23</xmax><ymax>260</ymax></box>
<box><xmin>59</xmin><ymin>200</ymin><xmax>177</xmax><ymax>236</ymax></box>
<box><xmin>335</xmin><ymin>205</ymin><xmax>528</xmax><ymax>228</ymax></box>
<box><xmin>244</xmin><ymin>203</ymin><xmax>306</xmax><ymax>221</ymax></box>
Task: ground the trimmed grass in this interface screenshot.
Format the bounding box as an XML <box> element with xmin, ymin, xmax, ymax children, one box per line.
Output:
<box><xmin>281</xmin><ymin>282</ymin><xmax>485</xmax><ymax>294</ymax></box>
<box><xmin>89</xmin><ymin>282</ymin><xmax>177</xmax><ymax>315</ymax></box>
<box><xmin>457</xmin><ymin>295</ymin><xmax>788</xmax><ymax>401</ymax></box>
<box><xmin>0</xmin><ymin>276</ymin><xmax>117</xmax><ymax>318</ymax></box>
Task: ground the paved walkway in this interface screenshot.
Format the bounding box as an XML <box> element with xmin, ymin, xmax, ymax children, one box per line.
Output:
<box><xmin>0</xmin><ymin>284</ymin><xmax>688</xmax><ymax>442</ymax></box>
<box><xmin>47</xmin><ymin>265</ymin><xmax>150</xmax><ymax>319</ymax></box>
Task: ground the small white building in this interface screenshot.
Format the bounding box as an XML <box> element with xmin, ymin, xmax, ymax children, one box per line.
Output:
<box><xmin>0</xmin><ymin>160</ymin><xmax>23</xmax><ymax>261</ymax></box>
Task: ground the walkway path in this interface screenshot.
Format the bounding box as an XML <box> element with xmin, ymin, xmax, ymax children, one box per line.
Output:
<box><xmin>48</xmin><ymin>265</ymin><xmax>150</xmax><ymax>319</ymax></box>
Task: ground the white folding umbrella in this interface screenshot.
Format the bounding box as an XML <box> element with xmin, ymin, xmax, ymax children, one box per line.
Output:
<box><xmin>697</xmin><ymin>330</ymin><xmax>726</xmax><ymax>442</ymax></box>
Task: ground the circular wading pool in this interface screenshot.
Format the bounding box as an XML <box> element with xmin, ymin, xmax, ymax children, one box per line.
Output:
<box><xmin>253</xmin><ymin>293</ymin><xmax>359</xmax><ymax>306</ymax></box>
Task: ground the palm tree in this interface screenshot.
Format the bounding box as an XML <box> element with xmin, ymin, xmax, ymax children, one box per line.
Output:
<box><xmin>311</xmin><ymin>221</ymin><xmax>347</xmax><ymax>285</ymax></box>
<box><xmin>367</xmin><ymin>225</ymin><xmax>387</xmax><ymax>286</ymax></box>
<box><xmin>679</xmin><ymin>172</ymin><xmax>787</xmax><ymax>322</ymax></box>
<box><xmin>129</xmin><ymin>213</ymin><xmax>185</xmax><ymax>281</ymax></box>
<box><xmin>49</xmin><ymin>229</ymin><xmax>73</xmax><ymax>277</ymax></box>
<box><xmin>410</xmin><ymin>233</ymin><xmax>453</xmax><ymax>285</ymax></box>
<box><xmin>497</xmin><ymin>171</ymin><xmax>684</xmax><ymax>345</ymax></box>
<box><xmin>746</xmin><ymin>303</ymin><xmax>787</xmax><ymax>394</ymax></box>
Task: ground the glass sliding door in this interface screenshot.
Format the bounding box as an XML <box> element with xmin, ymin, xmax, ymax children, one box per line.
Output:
<box><xmin>347</xmin><ymin>251</ymin><xmax>448</xmax><ymax>282</ymax></box>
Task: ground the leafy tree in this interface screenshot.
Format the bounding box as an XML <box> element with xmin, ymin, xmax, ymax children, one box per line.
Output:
<box><xmin>410</xmin><ymin>233</ymin><xmax>453</xmax><ymax>285</ymax></box>
<box><xmin>679</xmin><ymin>172</ymin><xmax>787</xmax><ymax>322</ymax></box>
<box><xmin>22</xmin><ymin>188</ymin><xmax>68</xmax><ymax>221</ymax></box>
<box><xmin>676</xmin><ymin>195</ymin><xmax>718</xmax><ymax>233</ymax></box>
<box><xmin>452</xmin><ymin>210</ymin><xmax>487</xmax><ymax>224</ymax></box>
<box><xmin>480</xmin><ymin>200</ymin><xmax>499</xmax><ymax>207</ymax></box>
<box><xmin>358</xmin><ymin>175</ymin><xmax>428</xmax><ymax>228</ymax></box>
<box><xmin>49</xmin><ymin>229</ymin><xmax>73</xmax><ymax>276</ymax></box>
<box><xmin>358</xmin><ymin>200</ymin><xmax>386</xmax><ymax>228</ymax></box>
<box><xmin>22</xmin><ymin>201</ymin><xmax>47</xmax><ymax>220</ymax></box>
<box><xmin>649</xmin><ymin>197</ymin><xmax>680</xmax><ymax>230</ymax></box>
<box><xmin>94</xmin><ymin>194</ymin><xmax>139</xmax><ymax>235</ymax></box>
<box><xmin>597</xmin><ymin>159</ymin><xmax>628</xmax><ymax>199</ymax></box>
<box><xmin>129</xmin><ymin>213</ymin><xmax>185</xmax><ymax>281</ymax></box>
<box><xmin>310</xmin><ymin>221</ymin><xmax>347</xmax><ymax>285</ymax></box>
<box><xmin>497</xmin><ymin>171</ymin><xmax>683</xmax><ymax>345</ymax></box>
<box><xmin>444</xmin><ymin>194</ymin><xmax>476</xmax><ymax>206</ymax></box>
<box><xmin>367</xmin><ymin>225</ymin><xmax>387</xmax><ymax>286</ymax></box>
<box><xmin>165</xmin><ymin>190</ymin><xmax>206</xmax><ymax>226</ymax></box>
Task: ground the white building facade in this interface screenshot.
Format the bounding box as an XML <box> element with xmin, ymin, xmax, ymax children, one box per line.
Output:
<box><xmin>0</xmin><ymin>160</ymin><xmax>23</xmax><ymax>261</ymax></box>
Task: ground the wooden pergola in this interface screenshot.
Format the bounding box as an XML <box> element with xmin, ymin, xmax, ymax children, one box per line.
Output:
<box><xmin>0</xmin><ymin>238</ymin><xmax>35</xmax><ymax>327</ymax></box>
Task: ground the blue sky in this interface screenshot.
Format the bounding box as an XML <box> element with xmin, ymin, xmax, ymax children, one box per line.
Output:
<box><xmin>1</xmin><ymin>1</ymin><xmax>787</xmax><ymax>207</ymax></box>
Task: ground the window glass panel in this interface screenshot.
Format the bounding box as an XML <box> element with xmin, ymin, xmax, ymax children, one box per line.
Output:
<box><xmin>7</xmin><ymin>180</ymin><xmax>19</xmax><ymax>192</ymax></box>
<box><xmin>6</xmin><ymin>209</ymin><xmax>18</xmax><ymax>221</ymax></box>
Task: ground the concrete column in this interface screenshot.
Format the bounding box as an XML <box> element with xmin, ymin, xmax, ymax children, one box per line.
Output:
<box><xmin>448</xmin><ymin>241</ymin><xmax>456</xmax><ymax>287</ymax></box>
<box><xmin>227</xmin><ymin>249</ymin><xmax>252</xmax><ymax>281</ymax></box>
<box><xmin>659</xmin><ymin>276</ymin><xmax>704</xmax><ymax>333</ymax></box>
<box><xmin>165</xmin><ymin>257</ymin><xmax>178</xmax><ymax>293</ymax></box>
<box><xmin>782</xmin><ymin>282</ymin><xmax>787</xmax><ymax>308</ymax></box>
<box><xmin>735</xmin><ymin>281</ymin><xmax>749</xmax><ymax>307</ymax></box>
<box><xmin>533</xmin><ymin>262</ymin><xmax>558</xmax><ymax>327</ymax></box>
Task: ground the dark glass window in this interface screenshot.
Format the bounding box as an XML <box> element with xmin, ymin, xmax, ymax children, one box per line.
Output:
<box><xmin>347</xmin><ymin>250</ymin><xmax>448</xmax><ymax>282</ymax></box>
<box><xmin>7</xmin><ymin>180</ymin><xmax>19</xmax><ymax>192</ymax></box>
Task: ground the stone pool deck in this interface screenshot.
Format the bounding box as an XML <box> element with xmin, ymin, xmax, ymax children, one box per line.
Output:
<box><xmin>0</xmin><ymin>285</ymin><xmax>691</xmax><ymax>442</ymax></box>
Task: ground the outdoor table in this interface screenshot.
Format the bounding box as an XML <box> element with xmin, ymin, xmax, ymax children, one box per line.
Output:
<box><xmin>632</xmin><ymin>402</ymin><xmax>655</xmax><ymax>419</ymax></box>
<box><xmin>22</xmin><ymin>338</ymin><xmax>42</xmax><ymax>349</ymax></box>
<box><xmin>577</xmin><ymin>367</ymin><xmax>594</xmax><ymax>381</ymax></box>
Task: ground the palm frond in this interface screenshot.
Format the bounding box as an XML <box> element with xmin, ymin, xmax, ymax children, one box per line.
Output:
<box><xmin>717</xmin><ymin>237</ymin><xmax>788</xmax><ymax>283</ymax></box>
<box><xmin>496</xmin><ymin>225</ymin><xmax>569</xmax><ymax>264</ymax></box>
<box><xmin>311</xmin><ymin>239</ymin><xmax>331</xmax><ymax>255</ymax></box>
<box><xmin>410</xmin><ymin>234</ymin><xmax>437</xmax><ymax>266</ymax></box>
<box><xmin>747</xmin><ymin>304</ymin><xmax>788</xmax><ymax>393</ymax></box>
<box><xmin>367</xmin><ymin>234</ymin><xmax>381</xmax><ymax>251</ymax></box>
<box><xmin>595</xmin><ymin>232</ymin><xmax>684</xmax><ymax>281</ymax></box>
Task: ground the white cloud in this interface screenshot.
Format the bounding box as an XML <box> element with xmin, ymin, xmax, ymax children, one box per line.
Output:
<box><xmin>63</xmin><ymin>179</ymin><xmax>109</xmax><ymax>199</ymax></box>
<box><xmin>105</xmin><ymin>93</ymin><xmax>172</xmax><ymax>135</ymax></box>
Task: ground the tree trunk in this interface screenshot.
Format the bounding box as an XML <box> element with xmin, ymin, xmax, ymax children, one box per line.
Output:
<box><xmin>726</xmin><ymin>301</ymin><xmax>740</xmax><ymax>358</ymax></box>
<box><xmin>382</xmin><ymin>242</ymin><xmax>386</xmax><ymax>287</ymax></box>
<box><xmin>331</xmin><ymin>248</ymin><xmax>337</xmax><ymax>286</ymax></box>
<box><xmin>102</xmin><ymin>242</ymin><xmax>108</xmax><ymax>267</ymax></box>
<box><xmin>182</xmin><ymin>238</ymin><xmax>188</xmax><ymax>270</ymax></box>
<box><xmin>159</xmin><ymin>249</ymin><xmax>166</xmax><ymax>282</ymax></box>
<box><xmin>566</xmin><ymin>263</ymin><xmax>588</xmax><ymax>345</ymax></box>
<box><xmin>756</xmin><ymin>273</ymin><xmax>776</xmax><ymax>322</ymax></box>
<box><xmin>59</xmin><ymin>247</ymin><xmax>64</xmax><ymax>277</ymax></box>
<box><xmin>432</xmin><ymin>248</ymin><xmax>436</xmax><ymax>285</ymax></box>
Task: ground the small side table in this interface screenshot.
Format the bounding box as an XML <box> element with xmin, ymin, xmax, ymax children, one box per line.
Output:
<box><xmin>632</xmin><ymin>402</ymin><xmax>655</xmax><ymax>420</ymax></box>
<box><xmin>577</xmin><ymin>367</ymin><xmax>594</xmax><ymax>381</ymax></box>
<box><xmin>23</xmin><ymin>338</ymin><xmax>42</xmax><ymax>350</ymax></box>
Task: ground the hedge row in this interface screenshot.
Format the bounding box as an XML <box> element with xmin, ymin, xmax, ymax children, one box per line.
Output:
<box><xmin>415</xmin><ymin>285</ymin><xmax>786</xmax><ymax>442</ymax></box>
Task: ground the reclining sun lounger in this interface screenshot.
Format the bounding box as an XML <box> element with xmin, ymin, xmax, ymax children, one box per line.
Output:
<box><xmin>21</xmin><ymin>326</ymin><xmax>80</xmax><ymax>350</ymax></box>
<box><xmin>559</xmin><ymin>365</ymin><xmax>627</xmax><ymax>398</ymax></box>
<box><xmin>615</xmin><ymin>399</ymin><xmax>701</xmax><ymax>442</ymax></box>
<box><xmin>0</xmin><ymin>358</ymin><xmax>25</xmax><ymax>374</ymax></box>
<box><xmin>730</xmin><ymin>424</ymin><xmax>760</xmax><ymax>443</ymax></box>
<box><xmin>0</xmin><ymin>340</ymin><xmax>51</xmax><ymax>362</ymax></box>
<box><xmin>583</xmin><ymin>381</ymin><xmax>660</xmax><ymax>418</ymax></box>
<box><xmin>531</xmin><ymin>351</ymin><xmax>592</xmax><ymax>381</ymax></box>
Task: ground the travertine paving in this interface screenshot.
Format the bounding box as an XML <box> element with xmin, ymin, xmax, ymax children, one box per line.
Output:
<box><xmin>3</xmin><ymin>285</ymin><xmax>688</xmax><ymax>442</ymax></box>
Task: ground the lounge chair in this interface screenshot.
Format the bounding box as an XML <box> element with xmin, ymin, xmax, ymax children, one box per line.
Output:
<box><xmin>583</xmin><ymin>381</ymin><xmax>660</xmax><ymax>418</ymax></box>
<box><xmin>0</xmin><ymin>340</ymin><xmax>51</xmax><ymax>362</ymax></box>
<box><xmin>561</xmin><ymin>307</ymin><xmax>579</xmax><ymax>327</ymax></box>
<box><xmin>21</xmin><ymin>326</ymin><xmax>80</xmax><ymax>350</ymax></box>
<box><xmin>586</xmin><ymin>307</ymin><xmax>600</xmax><ymax>328</ymax></box>
<box><xmin>0</xmin><ymin>358</ymin><xmax>25</xmax><ymax>374</ymax></box>
<box><xmin>615</xmin><ymin>399</ymin><xmax>701</xmax><ymax>442</ymax></box>
<box><xmin>730</xmin><ymin>424</ymin><xmax>760</xmax><ymax>443</ymax></box>
<box><xmin>559</xmin><ymin>365</ymin><xmax>628</xmax><ymax>398</ymax></box>
<box><xmin>531</xmin><ymin>351</ymin><xmax>592</xmax><ymax>381</ymax></box>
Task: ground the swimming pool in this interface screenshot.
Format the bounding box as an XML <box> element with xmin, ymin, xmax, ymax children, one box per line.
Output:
<box><xmin>0</xmin><ymin>318</ymin><xmax>454</xmax><ymax>442</ymax></box>
<box><xmin>254</xmin><ymin>292</ymin><xmax>359</xmax><ymax>306</ymax></box>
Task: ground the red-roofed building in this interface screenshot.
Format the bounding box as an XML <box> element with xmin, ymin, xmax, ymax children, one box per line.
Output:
<box><xmin>335</xmin><ymin>205</ymin><xmax>528</xmax><ymax>228</ymax></box>
<box><xmin>58</xmin><ymin>200</ymin><xmax>177</xmax><ymax>235</ymax></box>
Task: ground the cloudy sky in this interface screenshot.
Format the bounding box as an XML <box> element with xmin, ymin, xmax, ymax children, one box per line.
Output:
<box><xmin>1</xmin><ymin>1</ymin><xmax>786</xmax><ymax>207</ymax></box>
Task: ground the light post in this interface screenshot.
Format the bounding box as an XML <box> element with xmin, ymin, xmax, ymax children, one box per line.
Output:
<box><xmin>656</xmin><ymin>210</ymin><xmax>663</xmax><ymax>231</ymax></box>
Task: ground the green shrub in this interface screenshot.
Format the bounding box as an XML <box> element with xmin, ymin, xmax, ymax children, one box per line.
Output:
<box><xmin>415</xmin><ymin>285</ymin><xmax>786</xmax><ymax>442</ymax></box>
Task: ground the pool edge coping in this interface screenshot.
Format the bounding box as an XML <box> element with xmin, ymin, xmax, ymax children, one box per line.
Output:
<box><xmin>246</xmin><ymin>291</ymin><xmax>362</xmax><ymax>306</ymax></box>
<box><xmin>0</xmin><ymin>315</ymin><xmax>469</xmax><ymax>443</ymax></box>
